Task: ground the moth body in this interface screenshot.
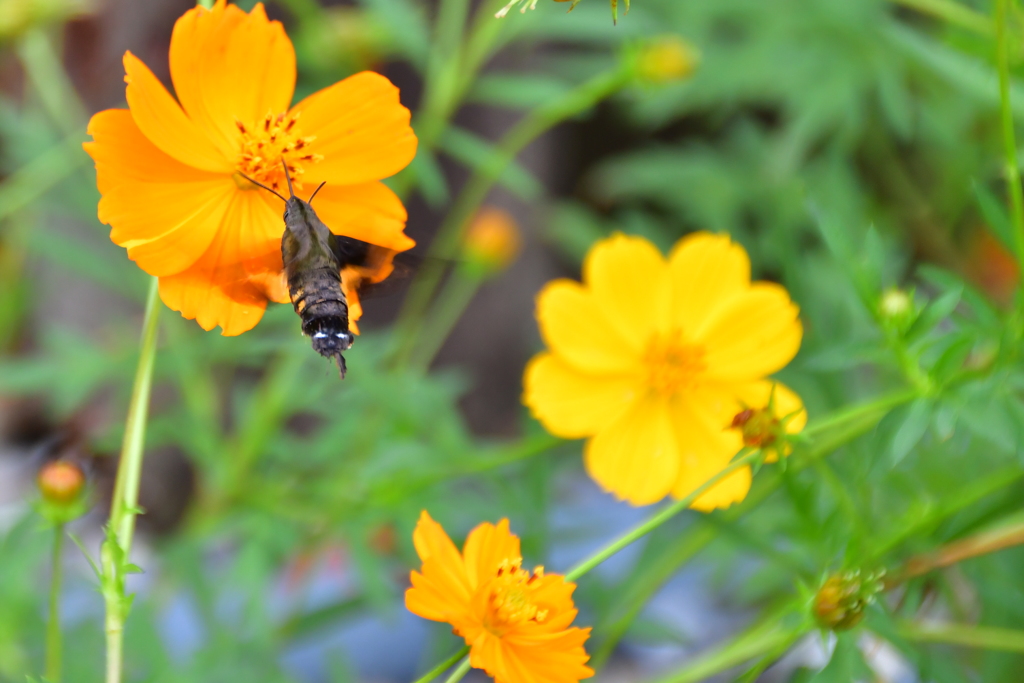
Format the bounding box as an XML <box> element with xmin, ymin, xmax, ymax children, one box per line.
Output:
<box><xmin>282</xmin><ymin>196</ymin><xmax>354</xmax><ymax>377</ymax></box>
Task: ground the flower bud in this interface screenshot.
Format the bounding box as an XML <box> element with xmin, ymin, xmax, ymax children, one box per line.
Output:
<box><xmin>462</xmin><ymin>208</ymin><xmax>522</xmax><ymax>277</ymax></box>
<box><xmin>813</xmin><ymin>570</ymin><xmax>883</xmax><ymax>631</ymax></box>
<box><xmin>878</xmin><ymin>287</ymin><xmax>912</xmax><ymax>322</ymax></box>
<box><xmin>37</xmin><ymin>460</ymin><xmax>85</xmax><ymax>505</ymax></box>
<box><xmin>730</xmin><ymin>407</ymin><xmax>781</xmax><ymax>449</ymax></box>
<box><xmin>636</xmin><ymin>36</ymin><xmax>699</xmax><ymax>84</ymax></box>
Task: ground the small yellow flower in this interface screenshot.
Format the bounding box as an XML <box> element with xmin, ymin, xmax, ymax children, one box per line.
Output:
<box><xmin>405</xmin><ymin>512</ymin><xmax>593</xmax><ymax>683</ymax></box>
<box><xmin>523</xmin><ymin>232</ymin><xmax>805</xmax><ymax>509</ymax></box>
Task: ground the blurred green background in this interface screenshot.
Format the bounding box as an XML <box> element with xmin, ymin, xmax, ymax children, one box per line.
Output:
<box><xmin>2</xmin><ymin>0</ymin><xmax>1024</xmax><ymax>681</ymax></box>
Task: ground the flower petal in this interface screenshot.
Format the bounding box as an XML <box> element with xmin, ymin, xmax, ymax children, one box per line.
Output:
<box><xmin>502</xmin><ymin>629</ymin><xmax>594</xmax><ymax>683</ymax></box>
<box><xmin>123</xmin><ymin>51</ymin><xmax>230</xmax><ymax>173</ymax></box>
<box><xmin>85</xmin><ymin>108</ymin><xmax>216</xmax><ymax>191</ymax></box>
<box><xmin>582</xmin><ymin>233</ymin><xmax>670</xmax><ymax>353</ymax></box>
<box><xmin>668</xmin><ymin>392</ymin><xmax>748</xmax><ymax>511</ymax></box>
<box><xmin>169</xmin><ymin>1</ymin><xmax>296</xmax><ymax>156</ymax></box>
<box><xmin>462</xmin><ymin>519</ymin><xmax>520</xmax><ymax>591</ymax></box>
<box><xmin>291</xmin><ymin>71</ymin><xmax>417</xmax><ymax>185</ymax></box>
<box><xmin>158</xmin><ymin>264</ymin><xmax>268</xmax><ymax>337</ymax></box>
<box><xmin>307</xmin><ymin>181</ymin><xmax>414</xmax><ymax>251</ymax></box>
<box><xmin>696</xmin><ymin>283</ymin><xmax>802</xmax><ymax>381</ymax></box>
<box><xmin>86</xmin><ymin>109</ymin><xmax>234</xmax><ymax>276</ymax></box>
<box><xmin>584</xmin><ymin>396</ymin><xmax>679</xmax><ymax>506</ymax></box>
<box><xmin>157</xmin><ymin>190</ymin><xmax>285</xmax><ymax>335</ymax></box>
<box><xmin>523</xmin><ymin>353</ymin><xmax>640</xmax><ymax>439</ymax></box>
<box><xmin>669</xmin><ymin>231</ymin><xmax>751</xmax><ymax>333</ymax></box>
<box><xmin>411</xmin><ymin>511</ymin><xmax>471</xmax><ymax>597</ymax></box>
<box><xmin>535</xmin><ymin>280</ymin><xmax>639</xmax><ymax>374</ymax></box>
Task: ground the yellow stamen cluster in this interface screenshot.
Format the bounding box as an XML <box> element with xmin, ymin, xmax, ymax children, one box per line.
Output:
<box><xmin>643</xmin><ymin>331</ymin><xmax>706</xmax><ymax>395</ymax></box>
<box><xmin>235</xmin><ymin>111</ymin><xmax>322</xmax><ymax>192</ymax></box>
<box><xmin>485</xmin><ymin>557</ymin><xmax>548</xmax><ymax>634</ymax></box>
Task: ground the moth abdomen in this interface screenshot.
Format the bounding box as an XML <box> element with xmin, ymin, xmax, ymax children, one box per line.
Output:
<box><xmin>287</xmin><ymin>264</ymin><xmax>354</xmax><ymax>377</ymax></box>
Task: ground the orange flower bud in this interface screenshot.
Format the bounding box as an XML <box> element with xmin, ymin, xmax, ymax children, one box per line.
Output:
<box><xmin>730</xmin><ymin>407</ymin><xmax>781</xmax><ymax>449</ymax></box>
<box><xmin>463</xmin><ymin>208</ymin><xmax>522</xmax><ymax>276</ymax></box>
<box><xmin>636</xmin><ymin>36</ymin><xmax>699</xmax><ymax>84</ymax></box>
<box><xmin>37</xmin><ymin>460</ymin><xmax>85</xmax><ymax>505</ymax></box>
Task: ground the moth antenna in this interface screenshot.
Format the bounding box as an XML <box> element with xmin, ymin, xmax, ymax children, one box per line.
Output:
<box><xmin>308</xmin><ymin>181</ymin><xmax>327</xmax><ymax>205</ymax></box>
<box><xmin>281</xmin><ymin>159</ymin><xmax>296</xmax><ymax>199</ymax></box>
<box><xmin>237</xmin><ymin>172</ymin><xmax>287</xmax><ymax>202</ymax></box>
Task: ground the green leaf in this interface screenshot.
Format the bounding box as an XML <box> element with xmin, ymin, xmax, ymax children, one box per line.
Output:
<box><xmin>359</xmin><ymin>0</ymin><xmax>430</xmax><ymax>68</ymax></box>
<box><xmin>809</xmin><ymin>632</ymin><xmax>873</xmax><ymax>682</ymax></box>
<box><xmin>972</xmin><ymin>181</ymin><xmax>1016</xmax><ymax>253</ymax></box>
<box><xmin>905</xmin><ymin>286</ymin><xmax>962</xmax><ymax>344</ymax></box>
<box><xmin>440</xmin><ymin>126</ymin><xmax>543</xmax><ymax>200</ymax></box>
<box><xmin>890</xmin><ymin>398</ymin><xmax>933</xmax><ymax>465</ymax></box>
<box><xmin>468</xmin><ymin>73</ymin><xmax>573</xmax><ymax>109</ymax></box>
<box><xmin>929</xmin><ymin>334</ymin><xmax>974</xmax><ymax>383</ymax></box>
<box><xmin>409</xmin><ymin>149</ymin><xmax>449</xmax><ymax>208</ymax></box>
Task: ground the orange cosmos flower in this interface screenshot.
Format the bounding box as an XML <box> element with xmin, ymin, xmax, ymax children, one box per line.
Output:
<box><xmin>405</xmin><ymin>511</ymin><xmax>593</xmax><ymax>683</ymax></box>
<box><xmin>523</xmin><ymin>232</ymin><xmax>805</xmax><ymax>510</ymax></box>
<box><xmin>84</xmin><ymin>0</ymin><xmax>417</xmax><ymax>336</ymax></box>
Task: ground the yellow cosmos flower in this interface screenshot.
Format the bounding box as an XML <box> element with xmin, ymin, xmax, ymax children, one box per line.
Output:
<box><xmin>84</xmin><ymin>0</ymin><xmax>417</xmax><ymax>336</ymax></box>
<box><xmin>523</xmin><ymin>232</ymin><xmax>805</xmax><ymax>510</ymax></box>
<box><xmin>405</xmin><ymin>512</ymin><xmax>593</xmax><ymax>683</ymax></box>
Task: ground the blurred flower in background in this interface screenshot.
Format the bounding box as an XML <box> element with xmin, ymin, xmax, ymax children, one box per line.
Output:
<box><xmin>405</xmin><ymin>511</ymin><xmax>593</xmax><ymax>683</ymax></box>
<box><xmin>524</xmin><ymin>232</ymin><xmax>804</xmax><ymax>509</ymax></box>
<box><xmin>463</xmin><ymin>207</ymin><xmax>522</xmax><ymax>277</ymax></box>
<box><xmin>83</xmin><ymin>0</ymin><xmax>417</xmax><ymax>336</ymax></box>
<box><xmin>634</xmin><ymin>35</ymin><xmax>699</xmax><ymax>85</ymax></box>
<box><xmin>0</xmin><ymin>0</ymin><xmax>91</xmax><ymax>41</ymax></box>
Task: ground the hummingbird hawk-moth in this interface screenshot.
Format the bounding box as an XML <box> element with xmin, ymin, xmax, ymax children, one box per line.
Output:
<box><xmin>244</xmin><ymin>164</ymin><xmax>393</xmax><ymax>379</ymax></box>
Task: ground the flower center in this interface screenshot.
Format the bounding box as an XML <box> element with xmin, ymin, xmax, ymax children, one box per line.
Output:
<box><xmin>233</xmin><ymin>111</ymin><xmax>322</xmax><ymax>193</ymax></box>
<box><xmin>484</xmin><ymin>557</ymin><xmax>548</xmax><ymax>635</ymax></box>
<box><xmin>644</xmin><ymin>331</ymin><xmax>706</xmax><ymax>395</ymax></box>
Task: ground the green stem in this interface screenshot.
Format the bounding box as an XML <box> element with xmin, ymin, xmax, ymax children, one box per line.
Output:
<box><xmin>889</xmin><ymin>0</ymin><xmax>993</xmax><ymax>35</ymax></box>
<box><xmin>0</xmin><ymin>131</ymin><xmax>87</xmax><ymax>224</ymax></box>
<box><xmin>651</xmin><ymin>605</ymin><xmax>807</xmax><ymax>683</ymax></box>
<box><xmin>565</xmin><ymin>450</ymin><xmax>761</xmax><ymax>582</ymax></box>
<box><xmin>442</xmin><ymin>658</ymin><xmax>472</xmax><ymax>683</ymax></box>
<box><xmin>566</xmin><ymin>389</ymin><xmax>920</xmax><ymax>584</ymax></box>
<box><xmin>887</xmin><ymin>511</ymin><xmax>1024</xmax><ymax>586</ymax></box>
<box><xmin>392</xmin><ymin>65</ymin><xmax>632</xmax><ymax>366</ymax></box>
<box><xmin>17</xmin><ymin>29</ymin><xmax>86</xmax><ymax>136</ymax></box>
<box><xmin>412</xmin><ymin>647</ymin><xmax>471</xmax><ymax>683</ymax></box>
<box><xmin>104</xmin><ymin>276</ymin><xmax>161</xmax><ymax>683</ymax></box>
<box><xmin>589</xmin><ymin>388</ymin><xmax>918</xmax><ymax>667</ymax></box>
<box><xmin>995</xmin><ymin>0</ymin><xmax>1024</xmax><ymax>307</ymax></box>
<box><xmin>45</xmin><ymin>524</ymin><xmax>64</xmax><ymax>683</ymax></box>
<box><xmin>408</xmin><ymin>269</ymin><xmax>483</xmax><ymax>372</ymax></box>
<box><xmin>898</xmin><ymin>621</ymin><xmax>1024</xmax><ymax>653</ymax></box>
